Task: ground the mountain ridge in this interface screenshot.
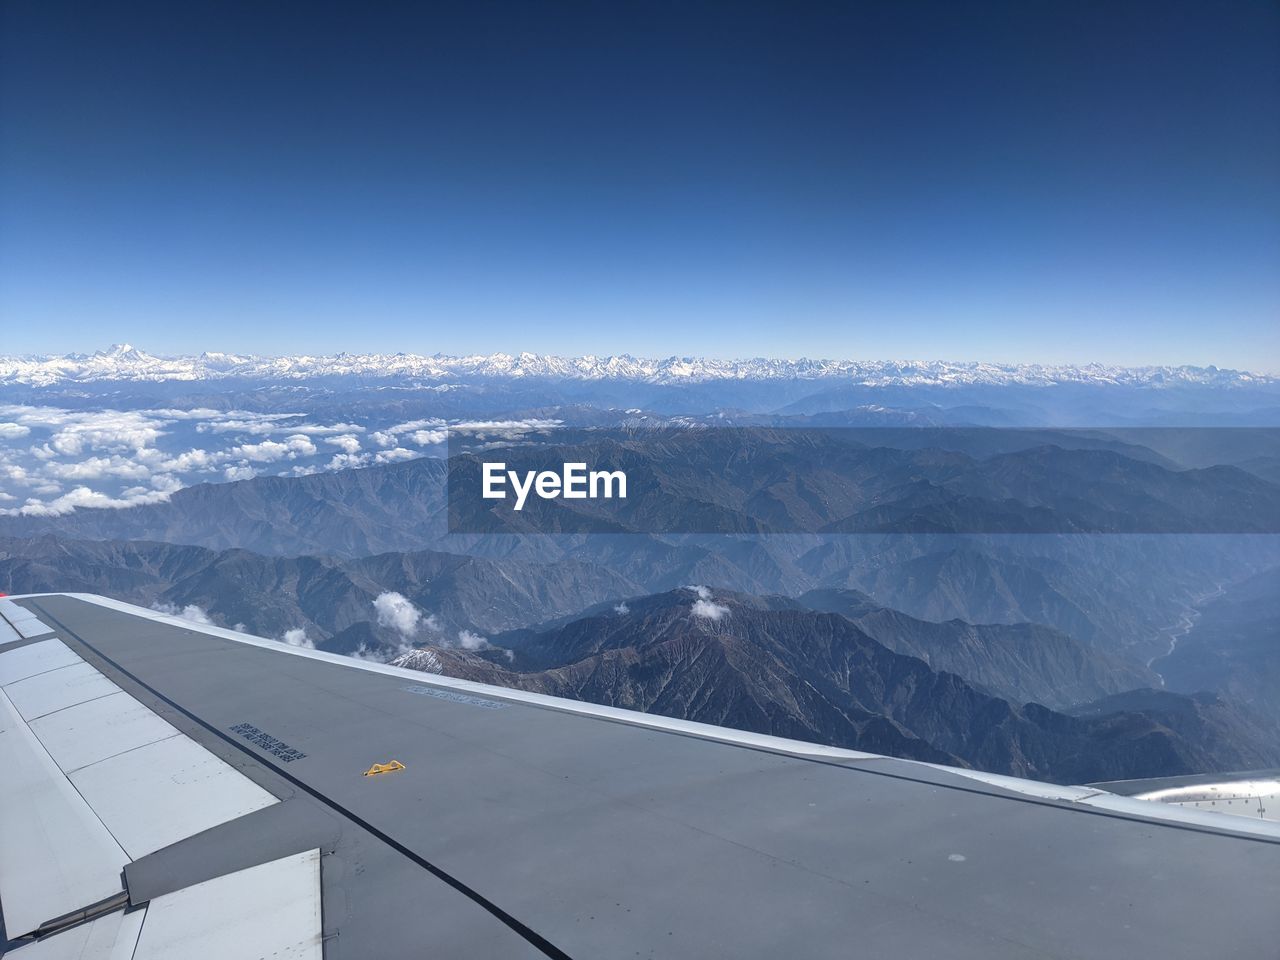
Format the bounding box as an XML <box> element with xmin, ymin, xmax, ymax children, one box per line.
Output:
<box><xmin>393</xmin><ymin>589</ymin><xmax>1279</xmax><ymax>782</ymax></box>
<box><xmin>2</xmin><ymin>345</ymin><xmax>1273</xmax><ymax>388</ymax></box>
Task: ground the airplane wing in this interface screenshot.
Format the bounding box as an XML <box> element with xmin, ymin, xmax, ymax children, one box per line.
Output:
<box><xmin>1</xmin><ymin>593</ymin><xmax>1277</xmax><ymax>959</ymax></box>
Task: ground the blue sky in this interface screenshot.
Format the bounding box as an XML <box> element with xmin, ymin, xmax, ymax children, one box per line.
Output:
<box><xmin>2</xmin><ymin>1</ymin><xmax>1277</xmax><ymax>369</ymax></box>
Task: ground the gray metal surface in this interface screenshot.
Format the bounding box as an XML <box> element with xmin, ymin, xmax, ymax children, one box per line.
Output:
<box><xmin>16</xmin><ymin>594</ymin><xmax>1280</xmax><ymax>960</ymax></box>
<box><xmin>124</xmin><ymin>800</ymin><xmax>340</xmax><ymax>903</ymax></box>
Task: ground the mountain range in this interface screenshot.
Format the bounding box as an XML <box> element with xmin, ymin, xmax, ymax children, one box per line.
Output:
<box><xmin>2</xmin><ymin>349</ymin><xmax>1275</xmax><ymax>786</ymax></box>
<box><xmin>6</xmin><ymin>531</ymin><xmax>1275</xmax><ymax>782</ymax></box>
<box><xmin>0</xmin><ymin>533</ymin><xmax>1175</xmax><ymax>707</ymax></box>
<box><xmin>391</xmin><ymin>589</ymin><xmax>1278</xmax><ymax>783</ymax></box>
<box><xmin>4</xmin><ymin>452</ymin><xmax>1275</xmax><ymax>667</ymax></box>
<box><xmin>2</xmin><ymin>344</ymin><xmax>1274</xmax><ymax>389</ymax></box>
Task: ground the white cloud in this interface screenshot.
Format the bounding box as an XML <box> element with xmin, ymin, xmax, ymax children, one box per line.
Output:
<box><xmin>151</xmin><ymin>602</ymin><xmax>214</xmax><ymax>625</ymax></box>
<box><xmin>154</xmin><ymin>449</ymin><xmax>219</xmax><ymax>472</ymax></box>
<box><xmin>10</xmin><ymin>408</ymin><xmax>170</xmax><ymax>455</ymax></box>
<box><xmin>324</xmin><ymin>434</ymin><xmax>363</xmax><ymax>455</ymax></box>
<box><xmin>373</xmin><ymin>447</ymin><xmax>417</xmax><ymax>464</ymax></box>
<box><xmin>0</xmin><ymin>401</ymin><xmax>452</xmax><ymax>518</ymax></box>
<box><xmin>457</xmin><ymin>629</ymin><xmax>487</xmax><ymax>651</ymax></box>
<box><xmin>449</xmin><ymin>418</ymin><xmax>561</xmax><ymax>440</ymax></box>
<box><xmin>196</xmin><ymin>412</ymin><xmax>301</xmax><ymax>434</ymax></box>
<box><xmin>230</xmin><ymin>435</ymin><xmax>317</xmax><ymax>462</ymax></box>
<box><xmin>42</xmin><ymin>456</ymin><xmax>152</xmax><ymax>481</ymax></box>
<box><xmin>199</xmin><ymin>419</ymin><xmax>279</xmax><ymax>435</ymax></box>
<box><xmin>150</xmin><ymin>473</ymin><xmax>182</xmax><ymax>493</ymax></box>
<box><xmin>147</xmin><ymin>407</ymin><xmax>224</xmax><ymax>420</ymax></box>
<box><xmin>691</xmin><ymin>598</ymin><xmax>730</xmax><ymax>621</ymax></box>
<box><xmin>373</xmin><ymin>591</ymin><xmax>422</xmax><ymax>639</ymax></box>
<box><xmin>322</xmin><ymin>455</ymin><xmax>363</xmax><ymax>476</ymax></box>
<box><xmin>286</xmin><ymin>422</ymin><xmax>366</xmax><ymax>436</ymax></box>
<box><xmin>369</xmin><ymin>418</ymin><xmax>446</xmax><ymax>448</ymax></box>
<box><xmin>614</xmin><ymin>602</ymin><xmax>630</xmax><ymax>614</ymax></box>
<box><xmin>351</xmin><ymin>637</ymin><xmax>415</xmax><ymax>662</ymax></box>
<box><xmin>282</xmin><ymin>627</ymin><xmax>314</xmax><ymax>649</ymax></box>
<box><xmin>325</xmin><ymin>453</ymin><xmax>370</xmax><ymax>471</ymax></box>
<box><xmin>6</xmin><ymin>483</ymin><xmax>176</xmax><ymax>517</ymax></box>
<box><xmin>408</xmin><ymin>429</ymin><xmax>448</xmax><ymax>446</ymax></box>
<box><xmin>394</xmin><ymin>418</ymin><xmax>446</xmax><ymax>432</ymax></box>
<box><xmin>198</xmin><ymin>415</ymin><xmax>365</xmax><ymax>437</ymax></box>
<box><xmin>686</xmin><ymin>585</ymin><xmax>712</xmax><ymax>600</ymax></box>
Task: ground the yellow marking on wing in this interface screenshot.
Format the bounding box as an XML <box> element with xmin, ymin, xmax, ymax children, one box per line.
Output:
<box><xmin>362</xmin><ymin>760</ymin><xmax>406</xmax><ymax>777</ymax></box>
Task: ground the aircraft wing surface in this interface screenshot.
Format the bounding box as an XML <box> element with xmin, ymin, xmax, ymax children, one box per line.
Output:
<box><xmin>1</xmin><ymin>593</ymin><xmax>1277</xmax><ymax>959</ymax></box>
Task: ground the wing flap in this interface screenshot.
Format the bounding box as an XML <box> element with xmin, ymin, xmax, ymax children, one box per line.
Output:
<box><xmin>0</xmin><ymin>681</ymin><xmax>128</xmax><ymax>938</ymax></box>
<box><xmin>0</xmin><ymin>635</ymin><xmax>282</xmax><ymax>944</ymax></box>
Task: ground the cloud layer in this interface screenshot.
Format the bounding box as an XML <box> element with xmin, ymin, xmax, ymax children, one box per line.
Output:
<box><xmin>0</xmin><ymin>406</ymin><xmax>543</xmax><ymax>517</ymax></box>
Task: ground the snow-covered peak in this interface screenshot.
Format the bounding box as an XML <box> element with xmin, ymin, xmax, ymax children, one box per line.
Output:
<box><xmin>0</xmin><ymin>349</ymin><xmax>1272</xmax><ymax>388</ymax></box>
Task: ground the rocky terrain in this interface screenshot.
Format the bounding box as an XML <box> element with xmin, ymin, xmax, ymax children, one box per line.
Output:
<box><xmin>393</xmin><ymin>589</ymin><xmax>1278</xmax><ymax>782</ymax></box>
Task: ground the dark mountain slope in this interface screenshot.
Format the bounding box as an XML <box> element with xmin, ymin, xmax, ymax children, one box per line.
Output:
<box><xmin>398</xmin><ymin>590</ymin><xmax>1272</xmax><ymax>782</ymax></box>
<box><xmin>0</xmin><ymin>459</ymin><xmax>452</xmax><ymax>556</ymax></box>
<box><xmin>796</xmin><ymin>535</ymin><xmax>1279</xmax><ymax>665</ymax></box>
<box><xmin>0</xmin><ymin>535</ymin><xmax>223</xmax><ymax>602</ymax></box>
<box><xmin>0</xmin><ymin>535</ymin><xmax>638</xmax><ymax>641</ymax></box>
<box><xmin>1156</xmin><ymin>567</ymin><xmax>1280</xmax><ymax>726</ymax></box>
<box><xmin>1068</xmin><ymin>688</ymin><xmax>1277</xmax><ymax>771</ymax></box>
<box><xmin>793</xmin><ymin>588</ymin><xmax>1154</xmax><ymax>708</ymax></box>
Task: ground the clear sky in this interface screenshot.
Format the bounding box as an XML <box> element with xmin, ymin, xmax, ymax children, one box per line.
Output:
<box><xmin>2</xmin><ymin>0</ymin><xmax>1277</xmax><ymax>370</ymax></box>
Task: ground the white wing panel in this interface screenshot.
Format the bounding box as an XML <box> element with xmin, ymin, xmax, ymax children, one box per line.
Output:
<box><xmin>0</xmin><ymin>690</ymin><xmax>128</xmax><ymax>938</ymax></box>
<box><xmin>0</xmin><ymin>640</ymin><xmax>82</xmax><ymax>686</ymax></box>
<box><xmin>0</xmin><ymin>634</ymin><xmax>282</xmax><ymax>937</ymax></box>
<box><xmin>69</xmin><ymin>733</ymin><xmax>278</xmax><ymax>858</ymax></box>
<box><xmin>12</xmin><ymin>616</ymin><xmax>54</xmax><ymax>639</ymax></box>
<box><xmin>0</xmin><ymin>599</ymin><xmax>54</xmax><ymax>639</ymax></box>
<box><xmin>30</xmin><ymin>691</ymin><xmax>181</xmax><ymax>774</ymax></box>
<box><xmin>131</xmin><ymin>849</ymin><xmax>322</xmax><ymax>960</ymax></box>
<box><xmin>6</xmin><ymin>661</ymin><xmax>120</xmax><ymax>721</ymax></box>
<box><xmin>5</xmin><ymin>906</ymin><xmax>145</xmax><ymax>960</ymax></box>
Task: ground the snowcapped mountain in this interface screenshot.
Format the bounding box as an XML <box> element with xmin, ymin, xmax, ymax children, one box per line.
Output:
<box><xmin>0</xmin><ymin>344</ymin><xmax>1272</xmax><ymax>388</ymax></box>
